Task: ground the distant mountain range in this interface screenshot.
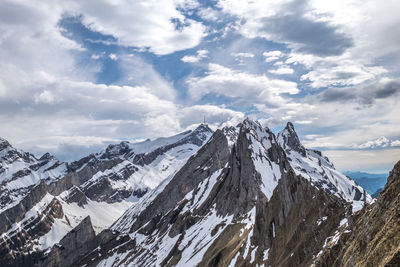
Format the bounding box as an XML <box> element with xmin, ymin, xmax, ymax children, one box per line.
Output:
<box><xmin>344</xmin><ymin>171</ymin><xmax>388</xmax><ymax>198</ymax></box>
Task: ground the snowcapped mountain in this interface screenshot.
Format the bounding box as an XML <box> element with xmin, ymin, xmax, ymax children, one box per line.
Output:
<box><xmin>60</xmin><ymin>118</ymin><xmax>367</xmax><ymax>267</ymax></box>
<box><xmin>277</xmin><ymin>122</ymin><xmax>372</xmax><ymax>211</ymax></box>
<box><xmin>0</xmin><ymin>137</ymin><xmax>68</xmax><ymax>213</ymax></box>
<box><xmin>0</xmin><ymin>124</ymin><xmax>213</xmax><ymax>266</ymax></box>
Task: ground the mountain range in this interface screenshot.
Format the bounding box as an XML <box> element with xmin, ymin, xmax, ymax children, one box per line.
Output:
<box><xmin>0</xmin><ymin>118</ymin><xmax>398</xmax><ymax>266</ymax></box>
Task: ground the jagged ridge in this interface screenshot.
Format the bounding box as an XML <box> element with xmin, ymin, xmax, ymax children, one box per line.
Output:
<box><xmin>278</xmin><ymin>122</ymin><xmax>371</xmax><ymax>208</ymax></box>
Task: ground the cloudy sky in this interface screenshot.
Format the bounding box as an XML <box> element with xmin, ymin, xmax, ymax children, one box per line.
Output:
<box><xmin>1</xmin><ymin>0</ymin><xmax>400</xmax><ymax>173</ymax></box>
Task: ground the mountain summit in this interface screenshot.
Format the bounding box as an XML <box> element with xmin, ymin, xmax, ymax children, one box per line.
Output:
<box><xmin>278</xmin><ymin>122</ymin><xmax>306</xmax><ymax>156</ymax></box>
<box><xmin>278</xmin><ymin>122</ymin><xmax>371</xmax><ymax>207</ymax></box>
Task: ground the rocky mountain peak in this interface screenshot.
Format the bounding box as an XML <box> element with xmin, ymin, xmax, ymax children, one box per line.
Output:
<box><xmin>101</xmin><ymin>141</ymin><xmax>131</xmax><ymax>159</ymax></box>
<box><xmin>0</xmin><ymin>137</ymin><xmax>11</xmax><ymax>151</ymax></box>
<box><xmin>0</xmin><ymin>138</ymin><xmax>36</xmax><ymax>164</ymax></box>
<box><xmin>236</xmin><ymin>118</ymin><xmax>275</xmax><ymax>146</ymax></box>
<box><xmin>278</xmin><ymin>121</ymin><xmax>306</xmax><ymax>157</ymax></box>
<box><xmin>192</xmin><ymin>123</ymin><xmax>213</xmax><ymax>135</ymax></box>
<box><xmin>0</xmin><ymin>138</ymin><xmax>19</xmax><ymax>158</ymax></box>
<box><xmin>286</xmin><ymin>121</ymin><xmax>295</xmax><ymax>131</ymax></box>
<box><xmin>277</xmin><ymin>122</ymin><xmax>371</xmax><ymax>204</ymax></box>
<box><xmin>240</xmin><ymin>117</ymin><xmax>263</xmax><ymax>131</ymax></box>
<box><xmin>182</xmin><ymin>123</ymin><xmax>213</xmax><ymax>146</ymax></box>
<box><xmin>222</xmin><ymin>125</ymin><xmax>239</xmax><ymax>147</ymax></box>
<box><xmin>39</xmin><ymin>152</ymin><xmax>57</xmax><ymax>161</ymax></box>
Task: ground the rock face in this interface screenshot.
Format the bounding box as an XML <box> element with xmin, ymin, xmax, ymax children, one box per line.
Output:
<box><xmin>72</xmin><ymin>118</ymin><xmax>358</xmax><ymax>267</ymax></box>
<box><xmin>315</xmin><ymin>160</ymin><xmax>400</xmax><ymax>267</ymax></box>
<box><xmin>0</xmin><ymin>195</ymin><xmax>65</xmax><ymax>267</ymax></box>
<box><xmin>0</xmin><ymin>125</ymin><xmax>213</xmax><ymax>266</ymax></box>
<box><xmin>37</xmin><ymin>216</ymin><xmax>96</xmax><ymax>267</ymax></box>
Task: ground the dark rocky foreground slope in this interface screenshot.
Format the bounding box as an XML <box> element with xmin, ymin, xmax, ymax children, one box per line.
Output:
<box><xmin>314</xmin><ymin>160</ymin><xmax>400</xmax><ymax>267</ymax></box>
<box><xmin>44</xmin><ymin>119</ymin><xmax>371</xmax><ymax>267</ymax></box>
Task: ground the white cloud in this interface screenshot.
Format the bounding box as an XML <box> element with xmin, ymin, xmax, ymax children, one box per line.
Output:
<box><xmin>181</xmin><ymin>49</ymin><xmax>209</xmax><ymax>63</ymax></box>
<box><xmin>0</xmin><ymin>0</ymin><xmax>206</xmax><ymax>58</ymax></box>
<box><xmin>269</xmin><ymin>67</ymin><xmax>294</xmax><ymax>75</ymax></box>
<box><xmin>353</xmin><ymin>136</ymin><xmax>400</xmax><ymax>149</ymax></box>
<box><xmin>0</xmin><ymin>1</ymin><xmax>235</xmax><ymax>160</ymax></box>
<box><xmin>180</xmin><ymin>104</ymin><xmax>244</xmax><ymax>130</ymax></box>
<box><xmin>392</xmin><ymin>140</ymin><xmax>400</xmax><ymax>147</ymax></box>
<box><xmin>218</xmin><ymin>0</ymin><xmax>356</xmax><ymax>56</ymax></box>
<box><xmin>218</xmin><ymin>0</ymin><xmax>397</xmax><ymax>90</ymax></box>
<box><xmin>253</xmin><ymin>78</ymin><xmax>400</xmax><ymax>155</ymax></box>
<box><xmin>69</xmin><ymin>0</ymin><xmax>206</xmax><ymax>55</ymax></box>
<box><xmin>0</xmin><ymin>79</ymin><xmax>6</xmax><ymax>97</ymax></box>
<box><xmin>178</xmin><ymin>0</ymin><xmax>200</xmax><ymax>10</ymax></box>
<box><xmin>285</xmin><ymin>53</ymin><xmax>316</xmax><ymax>68</ymax></box>
<box><xmin>232</xmin><ymin>52</ymin><xmax>254</xmax><ymax>58</ymax></box>
<box><xmin>187</xmin><ymin>63</ymin><xmax>299</xmax><ymax>106</ymax></box>
<box><xmin>0</xmin><ymin>1</ymin><xmax>91</xmax><ymax>102</ymax></box>
<box><xmin>198</xmin><ymin>7</ymin><xmax>219</xmax><ymax>21</ymax></box>
<box><xmin>295</xmin><ymin>120</ymin><xmax>312</xmax><ymax>125</ymax></box>
<box><xmin>353</xmin><ymin>136</ymin><xmax>390</xmax><ymax>149</ymax></box>
<box><xmin>300</xmin><ymin>58</ymin><xmax>387</xmax><ymax>88</ymax></box>
<box><xmin>34</xmin><ymin>90</ymin><xmax>57</xmax><ymax>104</ymax></box>
<box><xmin>263</xmin><ymin>51</ymin><xmax>284</xmax><ymax>57</ymax></box>
<box><xmin>283</xmin><ymin>51</ymin><xmax>388</xmax><ymax>88</ymax></box>
<box><xmin>109</xmin><ymin>53</ymin><xmax>118</xmax><ymax>60</ymax></box>
<box><xmin>263</xmin><ymin>50</ymin><xmax>284</xmax><ymax>62</ymax></box>
<box><xmin>308</xmin><ymin>0</ymin><xmax>400</xmax><ymax>64</ymax></box>
<box><xmin>304</xmin><ymin>134</ymin><xmax>321</xmax><ymax>139</ymax></box>
<box><xmin>0</xmin><ymin>77</ymin><xmax>244</xmax><ymax>160</ymax></box>
<box><xmin>231</xmin><ymin>52</ymin><xmax>255</xmax><ymax>65</ymax></box>
<box><xmin>217</xmin><ymin>0</ymin><xmax>284</xmax><ymax>28</ymax></box>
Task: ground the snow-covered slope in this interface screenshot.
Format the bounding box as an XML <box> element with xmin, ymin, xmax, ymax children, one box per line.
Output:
<box><xmin>277</xmin><ymin>122</ymin><xmax>372</xmax><ymax>209</ymax></box>
<box><xmin>0</xmin><ymin>138</ymin><xmax>68</xmax><ymax>212</ymax></box>
<box><xmin>244</xmin><ymin>119</ymin><xmax>283</xmax><ymax>200</ymax></box>
<box><xmin>0</xmin><ymin>189</ymin><xmax>133</xmax><ymax>257</ymax></box>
